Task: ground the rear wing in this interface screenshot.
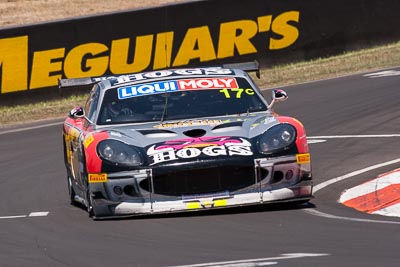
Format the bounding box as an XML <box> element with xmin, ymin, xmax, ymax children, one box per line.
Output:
<box><xmin>58</xmin><ymin>60</ymin><xmax>261</xmax><ymax>89</ymax></box>
<box><xmin>222</xmin><ymin>60</ymin><xmax>260</xmax><ymax>79</ymax></box>
<box><xmin>58</xmin><ymin>77</ymin><xmax>103</xmax><ymax>89</ymax></box>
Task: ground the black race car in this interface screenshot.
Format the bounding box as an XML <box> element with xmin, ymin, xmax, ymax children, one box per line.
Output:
<box><xmin>61</xmin><ymin>62</ymin><xmax>313</xmax><ymax>219</ymax></box>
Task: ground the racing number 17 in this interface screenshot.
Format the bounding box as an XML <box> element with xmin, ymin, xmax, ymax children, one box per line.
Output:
<box><xmin>219</xmin><ymin>88</ymin><xmax>254</xmax><ymax>98</ymax></box>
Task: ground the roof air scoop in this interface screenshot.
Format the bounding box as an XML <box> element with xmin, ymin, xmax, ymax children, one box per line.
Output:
<box><xmin>183</xmin><ymin>129</ymin><xmax>207</xmax><ymax>138</ymax></box>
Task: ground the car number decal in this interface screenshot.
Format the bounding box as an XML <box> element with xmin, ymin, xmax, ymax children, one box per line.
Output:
<box><xmin>218</xmin><ymin>88</ymin><xmax>254</xmax><ymax>98</ymax></box>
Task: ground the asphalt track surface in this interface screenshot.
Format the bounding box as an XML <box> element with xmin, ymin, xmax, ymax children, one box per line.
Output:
<box><xmin>1</xmin><ymin>68</ymin><xmax>400</xmax><ymax>267</ymax></box>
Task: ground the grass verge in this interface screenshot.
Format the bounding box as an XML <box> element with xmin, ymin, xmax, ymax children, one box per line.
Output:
<box><xmin>1</xmin><ymin>42</ymin><xmax>399</xmax><ymax>127</ymax></box>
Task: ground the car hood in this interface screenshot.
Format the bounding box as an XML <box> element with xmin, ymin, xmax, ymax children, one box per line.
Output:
<box><xmin>96</xmin><ymin>112</ymin><xmax>280</xmax><ymax>148</ymax></box>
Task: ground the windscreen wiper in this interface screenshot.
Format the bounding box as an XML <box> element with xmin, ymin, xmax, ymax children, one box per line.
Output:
<box><xmin>160</xmin><ymin>93</ymin><xmax>169</xmax><ymax>122</ymax></box>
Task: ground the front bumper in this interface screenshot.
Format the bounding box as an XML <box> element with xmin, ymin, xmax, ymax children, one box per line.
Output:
<box><xmin>89</xmin><ymin>155</ymin><xmax>313</xmax><ymax>218</ymax></box>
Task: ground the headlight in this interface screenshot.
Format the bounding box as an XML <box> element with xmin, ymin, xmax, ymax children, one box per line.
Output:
<box><xmin>97</xmin><ymin>140</ymin><xmax>143</xmax><ymax>166</ymax></box>
<box><xmin>258</xmin><ymin>124</ymin><xmax>296</xmax><ymax>153</ymax></box>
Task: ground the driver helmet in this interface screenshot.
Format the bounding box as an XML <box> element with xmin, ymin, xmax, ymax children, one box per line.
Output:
<box><xmin>108</xmin><ymin>101</ymin><xmax>133</xmax><ymax>117</ymax></box>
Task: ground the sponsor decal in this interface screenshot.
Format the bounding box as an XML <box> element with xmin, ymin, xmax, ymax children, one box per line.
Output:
<box><xmin>296</xmin><ymin>153</ymin><xmax>310</xmax><ymax>164</ymax></box>
<box><xmin>155</xmin><ymin>136</ymin><xmax>242</xmax><ymax>150</ymax></box>
<box><xmin>213</xmin><ymin>199</ymin><xmax>228</xmax><ymax>207</ymax></box>
<box><xmin>251</xmin><ymin>117</ymin><xmax>277</xmax><ymax>129</ymax></box>
<box><xmin>67</xmin><ymin>127</ymin><xmax>81</xmax><ymax>138</ymax></box>
<box><xmin>147</xmin><ymin>136</ymin><xmax>253</xmax><ymax>165</ymax></box>
<box><xmin>109</xmin><ymin>131</ymin><xmax>122</xmax><ymax>137</ymax></box>
<box><xmin>94</xmin><ymin>68</ymin><xmax>234</xmax><ymax>86</ymax></box>
<box><xmin>117</xmin><ymin>78</ymin><xmax>238</xmax><ymax>99</ymax></box>
<box><xmin>178</xmin><ymin>78</ymin><xmax>238</xmax><ymax>90</ymax></box>
<box><xmin>186</xmin><ymin>202</ymin><xmax>201</xmax><ymax>209</ymax></box>
<box><xmin>0</xmin><ymin>11</ymin><xmax>300</xmax><ymax>93</ymax></box>
<box><xmin>154</xmin><ymin>119</ymin><xmax>222</xmax><ymax>129</ymax></box>
<box><xmin>364</xmin><ymin>70</ymin><xmax>400</xmax><ymax>78</ymax></box>
<box><xmin>88</xmin><ymin>173</ymin><xmax>108</xmax><ymax>183</ymax></box>
<box><xmin>118</xmin><ymin>81</ymin><xmax>178</xmax><ymax>99</ymax></box>
<box><xmin>186</xmin><ymin>199</ymin><xmax>228</xmax><ymax>209</ymax></box>
<box><xmin>83</xmin><ymin>134</ymin><xmax>95</xmax><ymax>148</ymax></box>
<box><xmin>264</xmin><ymin>117</ymin><xmax>277</xmax><ymax>124</ymax></box>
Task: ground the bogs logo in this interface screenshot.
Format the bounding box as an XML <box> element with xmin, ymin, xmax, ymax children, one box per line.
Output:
<box><xmin>147</xmin><ymin>136</ymin><xmax>253</xmax><ymax>165</ymax></box>
<box><xmin>0</xmin><ymin>11</ymin><xmax>300</xmax><ymax>94</ymax></box>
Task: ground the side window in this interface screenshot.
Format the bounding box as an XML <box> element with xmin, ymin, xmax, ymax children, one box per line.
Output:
<box><xmin>85</xmin><ymin>85</ymin><xmax>100</xmax><ymax>121</ymax></box>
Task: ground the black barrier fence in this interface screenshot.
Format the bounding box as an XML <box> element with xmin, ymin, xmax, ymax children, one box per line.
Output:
<box><xmin>0</xmin><ymin>0</ymin><xmax>399</xmax><ymax>99</ymax></box>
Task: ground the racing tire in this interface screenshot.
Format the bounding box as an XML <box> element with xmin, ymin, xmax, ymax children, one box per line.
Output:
<box><xmin>86</xmin><ymin>189</ymin><xmax>95</xmax><ymax>217</ymax></box>
<box><xmin>67</xmin><ymin>176</ymin><xmax>77</xmax><ymax>206</ymax></box>
<box><xmin>81</xmin><ymin>147</ymin><xmax>112</xmax><ymax>219</ymax></box>
<box><xmin>292</xmin><ymin>199</ymin><xmax>312</xmax><ymax>208</ymax></box>
<box><xmin>86</xmin><ymin>188</ymin><xmax>112</xmax><ymax>219</ymax></box>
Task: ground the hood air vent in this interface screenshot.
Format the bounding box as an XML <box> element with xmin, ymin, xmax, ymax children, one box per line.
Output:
<box><xmin>137</xmin><ymin>129</ymin><xmax>177</xmax><ymax>138</ymax></box>
<box><xmin>211</xmin><ymin>121</ymin><xmax>244</xmax><ymax>131</ymax></box>
<box><xmin>183</xmin><ymin>129</ymin><xmax>207</xmax><ymax>137</ymax></box>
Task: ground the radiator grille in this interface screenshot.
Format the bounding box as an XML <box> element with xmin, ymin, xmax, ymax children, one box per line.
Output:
<box><xmin>139</xmin><ymin>166</ymin><xmax>258</xmax><ymax>196</ymax></box>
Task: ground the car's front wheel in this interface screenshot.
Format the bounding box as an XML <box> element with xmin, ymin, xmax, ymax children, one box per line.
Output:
<box><xmin>86</xmin><ymin>189</ymin><xmax>94</xmax><ymax>217</ymax></box>
<box><xmin>81</xmin><ymin>149</ymin><xmax>113</xmax><ymax>219</ymax></box>
<box><xmin>67</xmin><ymin>176</ymin><xmax>77</xmax><ymax>205</ymax></box>
<box><xmin>86</xmin><ymin>187</ymin><xmax>112</xmax><ymax>219</ymax></box>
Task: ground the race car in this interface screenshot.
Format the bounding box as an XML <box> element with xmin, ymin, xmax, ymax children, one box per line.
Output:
<box><xmin>61</xmin><ymin>61</ymin><xmax>313</xmax><ymax>219</ymax></box>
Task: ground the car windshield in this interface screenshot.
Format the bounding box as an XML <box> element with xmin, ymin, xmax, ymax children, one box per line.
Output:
<box><xmin>97</xmin><ymin>77</ymin><xmax>268</xmax><ymax>125</ymax></box>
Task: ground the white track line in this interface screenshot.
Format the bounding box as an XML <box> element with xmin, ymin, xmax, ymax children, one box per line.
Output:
<box><xmin>29</xmin><ymin>211</ymin><xmax>50</xmax><ymax>217</ymax></box>
<box><xmin>305</xmin><ymin>209</ymin><xmax>400</xmax><ymax>225</ymax></box>
<box><xmin>0</xmin><ymin>215</ymin><xmax>27</xmax><ymax>219</ymax></box>
<box><xmin>167</xmin><ymin>253</ymin><xmax>329</xmax><ymax>267</ymax></box>
<box><xmin>0</xmin><ymin>212</ymin><xmax>49</xmax><ymax>220</ymax></box>
<box><xmin>261</xmin><ymin>66</ymin><xmax>400</xmax><ymax>91</ymax></box>
<box><xmin>0</xmin><ymin>121</ymin><xmax>62</xmax><ymax>135</ymax></box>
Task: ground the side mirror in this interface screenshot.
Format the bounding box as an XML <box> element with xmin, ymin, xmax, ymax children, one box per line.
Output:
<box><xmin>268</xmin><ymin>89</ymin><xmax>288</xmax><ymax>110</ymax></box>
<box><xmin>69</xmin><ymin>106</ymin><xmax>85</xmax><ymax>119</ymax></box>
<box><xmin>272</xmin><ymin>89</ymin><xmax>288</xmax><ymax>102</ymax></box>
